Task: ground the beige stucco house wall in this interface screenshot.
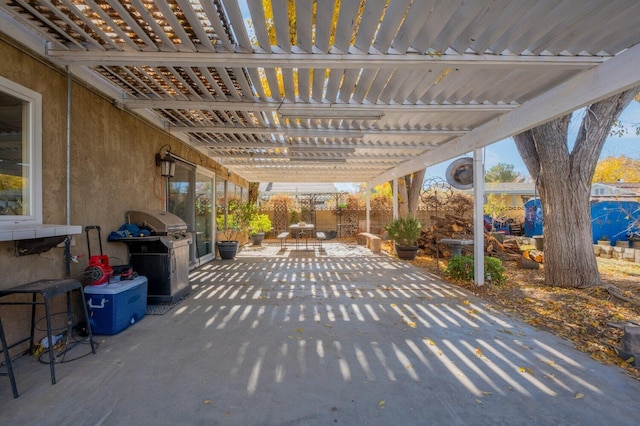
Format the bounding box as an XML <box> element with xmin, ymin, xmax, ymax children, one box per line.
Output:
<box><xmin>0</xmin><ymin>35</ymin><xmax>246</xmax><ymax>345</ymax></box>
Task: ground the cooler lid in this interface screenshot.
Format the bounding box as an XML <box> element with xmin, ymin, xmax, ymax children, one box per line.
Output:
<box><xmin>126</xmin><ymin>210</ymin><xmax>187</xmax><ymax>233</ymax></box>
<box><xmin>84</xmin><ymin>275</ymin><xmax>148</xmax><ymax>295</ymax></box>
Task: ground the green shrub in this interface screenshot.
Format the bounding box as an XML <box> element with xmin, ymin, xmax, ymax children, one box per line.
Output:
<box><xmin>384</xmin><ymin>215</ymin><xmax>422</xmax><ymax>247</ymax></box>
<box><xmin>249</xmin><ymin>213</ymin><xmax>272</xmax><ymax>234</ymax></box>
<box><xmin>445</xmin><ymin>255</ymin><xmax>506</xmax><ymax>285</ymax></box>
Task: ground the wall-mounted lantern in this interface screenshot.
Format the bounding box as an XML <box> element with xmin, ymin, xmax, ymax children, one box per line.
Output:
<box><xmin>156</xmin><ymin>144</ymin><xmax>175</xmax><ymax>177</ymax></box>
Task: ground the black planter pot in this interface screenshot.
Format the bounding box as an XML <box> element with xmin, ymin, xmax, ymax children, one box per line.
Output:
<box><xmin>217</xmin><ymin>241</ymin><xmax>239</xmax><ymax>260</ymax></box>
<box><xmin>251</xmin><ymin>232</ymin><xmax>266</xmax><ymax>246</ymax></box>
<box><xmin>395</xmin><ymin>244</ymin><xmax>419</xmax><ymax>260</ymax></box>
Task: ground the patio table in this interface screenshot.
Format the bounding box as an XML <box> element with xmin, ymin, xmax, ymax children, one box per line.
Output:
<box><xmin>289</xmin><ymin>223</ymin><xmax>315</xmax><ymax>250</ymax></box>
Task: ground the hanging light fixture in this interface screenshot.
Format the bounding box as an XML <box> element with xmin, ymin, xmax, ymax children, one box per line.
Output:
<box><xmin>155</xmin><ymin>144</ymin><xmax>176</xmax><ymax>177</ymax></box>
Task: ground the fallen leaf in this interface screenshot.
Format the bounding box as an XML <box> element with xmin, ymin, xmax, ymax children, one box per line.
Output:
<box><xmin>463</xmin><ymin>299</ymin><xmax>470</xmax><ymax>305</ymax></box>
<box><xmin>481</xmin><ymin>391</ymin><xmax>492</xmax><ymax>396</ymax></box>
<box><xmin>203</xmin><ymin>399</ymin><xmax>214</xmax><ymax>405</ymax></box>
<box><xmin>575</xmin><ymin>392</ymin><xmax>584</xmax><ymax>399</ymax></box>
<box><xmin>378</xmin><ymin>400</ymin><xmax>386</xmax><ymax>409</ymax></box>
<box><xmin>297</xmin><ymin>327</ymin><xmax>304</xmax><ymax>333</ymax></box>
<box><xmin>325</xmin><ymin>324</ymin><xmax>333</xmax><ymax>328</ymax></box>
<box><xmin>475</xmin><ymin>347</ymin><xmax>483</xmax><ymax>357</ymax></box>
<box><xmin>519</xmin><ymin>367</ymin><xmax>534</xmax><ymax>375</ymax></box>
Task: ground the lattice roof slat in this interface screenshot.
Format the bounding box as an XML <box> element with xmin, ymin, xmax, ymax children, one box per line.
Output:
<box><xmin>295</xmin><ymin>0</ymin><xmax>313</xmax><ymax>53</ymax></box>
<box><xmin>364</xmin><ymin>68</ymin><xmax>393</xmax><ymax>104</ymax></box>
<box><xmin>127</xmin><ymin>0</ymin><xmax>177</xmax><ymax>50</ymax></box>
<box><xmin>353</xmin><ymin>0</ymin><xmax>386</xmax><ymax>54</ymax></box>
<box><xmin>281</xmin><ymin>67</ymin><xmax>296</xmax><ymax>101</ymax></box>
<box><xmin>313</xmin><ymin>0</ymin><xmax>334</xmax><ymax>53</ymax></box>
<box><xmin>337</xmin><ymin>68</ymin><xmax>359</xmax><ymax>104</ymax></box>
<box><xmin>102</xmin><ymin>0</ymin><xmax>157</xmax><ymax>50</ymax></box>
<box><xmin>332</xmin><ymin>0</ymin><xmax>360</xmax><ymax>54</ymax></box>
<box><xmin>10</xmin><ymin>0</ymin><xmax>82</xmax><ymax>49</ymax></box>
<box><xmin>57</xmin><ymin>0</ymin><xmax>118</xmax><ymax>49</ymax></box>
<box><xmin>324</xmin><ymin>68</ymin><xmax>343</xmax><ymax>103</ymax></box>
<box><xmin>297</xmin><ymin>67</ymin><xmax>310</xmax><ymax>102</ymax></box>
<box><xmin>246</xmin><ymin>0</ymin><xmax>271</xmax><ymax>53</ymax></box>
<box><xmin>3</xmin><ymin>0</ymin><xmax>639</xmax><ymax>183</ymax></box>
<box><xmin>197</xmin><ymin>0</ymin><xmax>235</xmax><ymax>51</ymax></box>
<box><xmin>351</xmin><ymin>68</ymin><xmax>378</xmax><ymax>103</ymax></box>
<box><xmin>219</xmin><ymin>0</ymin><xmax>252</xmax><ymax>52</ymax></box>
<box><xmin>411</xmin><ymin>0</ymin><xmax>463</xmax><ymax>54</ymax></box>
<box><xmin>271</xmin><ymin>0</ymin><xmax>291</xmax><ymax>53</ymax></box>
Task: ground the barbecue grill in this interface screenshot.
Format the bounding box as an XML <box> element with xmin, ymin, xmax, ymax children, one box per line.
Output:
<box><xmin>123</xmin><ymin>210</ymin><xmax>192</xmax><ymax>304</ymax></box>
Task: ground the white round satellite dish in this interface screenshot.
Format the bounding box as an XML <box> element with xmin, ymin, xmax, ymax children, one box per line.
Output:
<box><xmin>445</xmin><ymin>157</ymin><xmax>474</xmax><ymax>189</ymax></box>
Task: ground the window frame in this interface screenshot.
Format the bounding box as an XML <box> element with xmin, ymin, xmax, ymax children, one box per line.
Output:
<box><xmin>0</xmin><ymin>77</ymin><xmax>42</xmax><ymax>227</ymax></box>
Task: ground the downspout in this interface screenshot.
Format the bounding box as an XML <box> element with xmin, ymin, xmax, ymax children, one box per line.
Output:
<box><xmin>64</xmin><ymin>67</ymin><xmax>72</xmax><ymax>277</ymax></box>
<box><xmin>66</xmin><ymin>67</ymin><xmax>72</xmax><ymax>226</ymax></box>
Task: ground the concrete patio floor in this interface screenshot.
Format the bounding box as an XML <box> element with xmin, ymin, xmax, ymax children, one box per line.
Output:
<box><xmin>2</xmin><ymin>242</ymin><xmax>640</xmax><ymax>425</ymax></box>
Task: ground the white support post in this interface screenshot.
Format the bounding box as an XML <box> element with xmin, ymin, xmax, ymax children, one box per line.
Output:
<box><xmin>473</xmin><ymin>149</ymin><xmax>485</xmax><ymax>286</ymax></box>
<box><xmin>365</xmin><ymin>186</ymin><xmax>371</xmax><ymax>233</ymax></box>
<box><xmin>392</xmin><ymin>179</ymin><xmax>399</xmax><ymax>219</ymax></box>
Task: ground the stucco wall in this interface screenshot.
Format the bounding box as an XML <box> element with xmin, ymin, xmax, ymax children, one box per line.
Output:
<box><xmin>0</xmin><ymin>36</ymin><xmax>245</xmax><ymax>345</ymax></box>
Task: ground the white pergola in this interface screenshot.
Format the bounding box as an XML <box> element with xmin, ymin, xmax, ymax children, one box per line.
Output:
<box><xmin>2</xmin><ymin>0</ymin><xmax>640</xmax><ymax>283</ymax></box>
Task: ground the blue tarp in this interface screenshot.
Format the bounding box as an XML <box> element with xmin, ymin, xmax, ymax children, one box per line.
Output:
<box><xmin>523</xmin><ymin>199</ymin><xmax>640</xmax><ymax>244</ymax></box>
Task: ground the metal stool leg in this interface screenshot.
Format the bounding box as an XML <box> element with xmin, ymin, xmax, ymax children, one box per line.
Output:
<box><xmin>0</xmin><ymin>318</ymin><xmax>19</xmax><ymax>398</ymax></box>
<box><xmin>78</xmin><ymin>287</ymin><xmax>96</xmax><ymax>354</ymax></box>
<box><xmin>43</xmin><ymin>298</ymin><xmax>57</xmax><ymax>385</ymax></box>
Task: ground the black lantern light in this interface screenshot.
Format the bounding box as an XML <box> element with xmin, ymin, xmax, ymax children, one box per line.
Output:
<box><xmin>155</xmin><ymin>144</ymin><xmax>175</xmax><ymax>177</ymax></box>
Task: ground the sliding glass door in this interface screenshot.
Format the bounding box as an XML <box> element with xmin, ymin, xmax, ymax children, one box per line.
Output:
<box><xmin>194</xmin><ymin>170</ymin><xmax>214</xmax><ymax>262</ymax></box>
<box><xmin>168</xmin><ymin>160</ymin><xmax>215</xmax><ymax>266</ymax></box>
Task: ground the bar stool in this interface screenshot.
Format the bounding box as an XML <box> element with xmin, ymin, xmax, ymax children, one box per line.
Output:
<box><xmin>0</xmin><ymin>317</ymin><xmax>19</xmax><ymax>398</ymax></box>
<box><xmin>0</xmin><ymin>279</ymin><xmax>95</xmax><ymax>386</ymax></box>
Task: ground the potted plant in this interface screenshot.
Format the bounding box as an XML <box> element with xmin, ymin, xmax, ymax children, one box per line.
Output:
<box><xmin>249</xmin><ymin>212</ymin><xmax>272</xmax><ymax>245</ymax></box>
<box><xmin>216</xmin><ymin>199</ymin><xmax>251</xmax><ymax>259</ymax></box>
<box><xmin>385</xmin><ymin>215</ymin><xmax>422</xmax><ymax>260</ymax></box>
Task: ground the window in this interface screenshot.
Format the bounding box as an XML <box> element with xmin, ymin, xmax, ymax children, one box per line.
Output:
<box><xmin>0</xmin><ymin>77</ymin><xmax>42</xmax><ymax>226</ymax></box>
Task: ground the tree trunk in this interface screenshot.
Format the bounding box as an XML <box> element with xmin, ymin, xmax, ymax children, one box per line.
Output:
<box><xmin>408</xmin><ymin>169</ymin><xmax>425</xmax><ymax>216</ymax></box>
<box><xmin>397</xmin><ymin>170</ymin><xmax>426</xmax><ymax>218</ymax></box>
<box><xmin>513</xmin><ymin>87</ymin><xmax>640</xmax><ymax>288</ymax></box>
<box><xmin>398</xmin><ymin>177</ymin><xmax>408</xmax><ymax>217</ymax></box>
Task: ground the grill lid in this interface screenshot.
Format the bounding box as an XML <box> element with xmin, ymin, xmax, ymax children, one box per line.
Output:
<box><xmin>126</xmin><ymin>210</ymin><xmax>187</xmax><ymax>234</ymax></box>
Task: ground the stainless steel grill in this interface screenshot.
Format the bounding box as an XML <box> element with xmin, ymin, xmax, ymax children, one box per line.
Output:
<box><xmin>124</xmin><ymin>210</ymin><xmax>192</xmax><ymax>304</ymax></box>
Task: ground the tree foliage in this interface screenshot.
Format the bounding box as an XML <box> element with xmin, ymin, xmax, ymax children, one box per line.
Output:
<box><xmin>593</xmin><ymin>156</ymin><xmax>640</xmax><ymax>182</ymax></box>
<box><xmin>485</xmin><ymin>163</ymin><xmax>525</xmax><ymax>183</ymax></box>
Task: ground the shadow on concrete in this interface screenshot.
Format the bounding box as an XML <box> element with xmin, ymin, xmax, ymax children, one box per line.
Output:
<box><xmin>2</xmin><ymin>244</ymin><xmax>640</xmax><ymax>425</ymax></box>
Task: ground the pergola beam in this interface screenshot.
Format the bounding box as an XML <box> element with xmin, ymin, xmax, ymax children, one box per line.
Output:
<box><xmin>47</xmin><ymin>50</ymin><xmax>606</xmax><ymax>69</ymax></box>
<box><xmin>198</xmin><ymin>141</ymin><xmax>434</xmax><ymax>149</ymax></box>
<box><xmin>180</xmin><ymin>126</ymin><xmax>466</xmax><ymax>137</ymax></box>
<box><xmin>129</xmin><ymin>100</ymin><xmax>516</xmax><ymax>114</ymax></box>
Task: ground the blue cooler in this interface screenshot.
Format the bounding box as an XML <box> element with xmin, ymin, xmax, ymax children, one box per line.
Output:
<box><xmin>84</xmin><ymin>276</ymin><xmax>148</xmax><ymax>335</ymax></box>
